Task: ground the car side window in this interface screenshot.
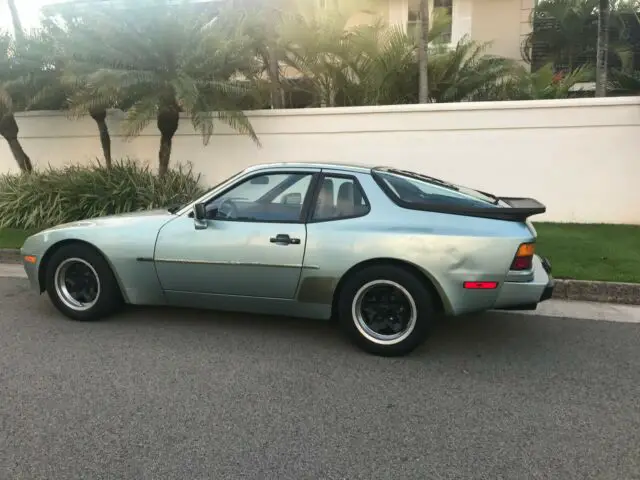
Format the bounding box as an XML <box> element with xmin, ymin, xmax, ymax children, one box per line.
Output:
<box><xmin>204</xmin><ymin>172</ymin><xmax>314</xmax><ymax>223</ymax></box>
<box><xmin>311</xmin><ymin>175</ymin><xmax>370</xmax><ymax>222</ymax></box>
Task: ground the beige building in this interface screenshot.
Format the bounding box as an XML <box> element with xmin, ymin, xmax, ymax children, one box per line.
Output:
<box><xmin>352</xmin><ymin>0</ymin><xmax>534</xmax><ymax>63</ymax></box>
<box><xmin>47</xmin><ymin>0</ymin><xmax>534</xmax><ymax>64</ymax></box>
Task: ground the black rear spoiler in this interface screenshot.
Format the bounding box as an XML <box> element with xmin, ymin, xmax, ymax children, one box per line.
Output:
<box><xmin>379</xmin><ymin>195</ymin><xmax>547</xmax><ymax>222</ymax></box>
<box><xmin>494</xmin><ymin>197</ymin><xmax>547</xmax><ymax>222</ymax></box>
<box><xmin>399</xmin><ymin>196</ymin><xmax>547</xmax><ymax>222</ymax></box>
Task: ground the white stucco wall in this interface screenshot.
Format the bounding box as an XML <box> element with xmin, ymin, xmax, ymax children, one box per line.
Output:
<box><xmin>1</xmin><ymin>97</ymin><xmax>639</xmax><ymax>224</ymax></box>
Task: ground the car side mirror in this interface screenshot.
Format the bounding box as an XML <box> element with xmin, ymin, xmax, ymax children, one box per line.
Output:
<box><xmin>193</xmin><ymin>203</ymin><xmax>207</xmax><ymax>230</ymax></box>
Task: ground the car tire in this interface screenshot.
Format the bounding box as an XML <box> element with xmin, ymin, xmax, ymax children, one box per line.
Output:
<box><xmin>44</xmin><ymin>243</ymin><xmax>124</xmax><ymax>321</ymax></box>
<box><xmin>337</xmin><ymin>264</ymin><xmax>436</xmax><ymax>357</ymax></box>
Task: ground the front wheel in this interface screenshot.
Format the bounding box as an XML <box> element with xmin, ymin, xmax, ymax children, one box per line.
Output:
<box><xmin>337</xmin><ymin>265</ymin><xmax>436</xmax><ymax>357</ymax></box>
<box><xmin>44</xmin><ymin>243</ymin><xmax>124</xmax><ymax>321</ymax></box>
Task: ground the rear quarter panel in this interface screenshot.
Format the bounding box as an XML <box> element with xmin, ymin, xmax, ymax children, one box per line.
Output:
<box><xmin>300</xmin><ymin>171</ymin><xmax>536</xmax><ymax>316</ymax></box>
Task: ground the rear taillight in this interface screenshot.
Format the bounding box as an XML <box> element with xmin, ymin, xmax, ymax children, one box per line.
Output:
<box><xmin>511</xmin><ymin>242</ymin><xmax>535</xmax><ymax>271</ymax></box>
<box><xmin>463</xmin><ymin>281</ymin><xmax>498</xmax><ymax>289</ymax></box>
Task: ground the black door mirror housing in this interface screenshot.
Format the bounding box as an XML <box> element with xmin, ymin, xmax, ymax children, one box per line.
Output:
<box><xmin>193</xmin><ymin>203</ymin><xmax>207</xmax><ymax>230</ymax></box>
<box><xmin>193</xmin><ymin>203</ymin><xmax>206</xmax><ymax>220</ymax></box>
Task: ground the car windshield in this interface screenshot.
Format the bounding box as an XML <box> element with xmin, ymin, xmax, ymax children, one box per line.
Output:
<box><xmin>167</xmin><ymin>169</ymin><xmax>246</xmax><ymax>214</ymax></box>
<box><xmin>372</xmin><ymin>168</ymin><xmax>499</xmax><ymax>206</ymax></box>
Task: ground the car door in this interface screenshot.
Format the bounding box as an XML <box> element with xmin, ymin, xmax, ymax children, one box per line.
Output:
<box><xmin>153</xmin><ymin>168</ymin><xmax>319</xmax><ymax>300</ymax></box>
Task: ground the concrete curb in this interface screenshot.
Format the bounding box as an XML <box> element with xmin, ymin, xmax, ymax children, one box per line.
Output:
<box><xmin>0</xmin><ymin>249</ymin><xmax>21</xmax><ymax>265</ymax></box>
<box><xmin>1</xmin><ymin>248</ymin><xmax>639</xmax><ymax>305</ymax></box>
<box><xmin>553</xmin><ymin>279</ymin><xmax>640</xmax><ymax>306</ymax></box>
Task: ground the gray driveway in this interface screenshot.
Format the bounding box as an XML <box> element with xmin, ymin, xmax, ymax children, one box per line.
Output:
<box><xmin>1</xmin><ymin>277</ymin><xmax>639</xmax><ymax>480</ymax></box>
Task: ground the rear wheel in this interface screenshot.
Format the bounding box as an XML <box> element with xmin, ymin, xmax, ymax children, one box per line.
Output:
<box><xmin>45</xmin><ymin>243</ymin><xmax>123</xmax><ymax>321</ymax></box>
<box><xmin>337</xmin><ymin>265</ymin><xmax>436</xmax><ymax>357</ymax></box>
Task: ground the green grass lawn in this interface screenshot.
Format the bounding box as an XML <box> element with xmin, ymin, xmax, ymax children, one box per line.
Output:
<box><xmin>534</xmin><ymin>223</ymin><xmax>640</xmax><ymax>284</ymax></box>
<box><xmin>0</xmin><ymin>228</ymin><xmax>34</xmax><ymax>250</ymax></box>
<box><xmin>1</xmin><ymin>223</ymin><xmax>639</xmax><ymax>283</ymax></box>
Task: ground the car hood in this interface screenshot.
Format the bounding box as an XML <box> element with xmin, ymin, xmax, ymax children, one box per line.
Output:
<box><xmin>39</xmin><ymin>209</ymin><xmax>176</xmax><ymax>233</ymax></box>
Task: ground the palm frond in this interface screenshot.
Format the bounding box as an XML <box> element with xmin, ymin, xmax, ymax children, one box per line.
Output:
<box><xmin>121</xmin><ymin>95</ymin><xmax>158</xmax><ymax>138</ymax></box>
<box><xmin>217</xmin><ymin>109</ymin><xmax>260</xmax><ymax>146</ymax></box>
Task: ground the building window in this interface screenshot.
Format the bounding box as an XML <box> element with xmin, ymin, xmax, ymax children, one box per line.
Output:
<box><xmin>407</xmin><ymin>0</ymin><xmax>453</xmax><ymax>44</ymax></box>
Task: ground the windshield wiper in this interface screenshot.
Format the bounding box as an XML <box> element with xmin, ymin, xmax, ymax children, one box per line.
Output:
<box><xmin>394</xmin><ymin>169</ymin><xmax>460</xmax><ymax>191</ymax></box>
<box><xmin>392</xmin><ymin>168</ymin><xmax>501</xmax><ymax>204</ymax></box>
<box><xmin>476</xmin><ymin>190</ymin><xmax>500</xmax><ymax>205</ymax></box>
<box><xmin>167</xmin><ymin>204</ymin><xmax>182</xmax><ymax>214</ymax></box>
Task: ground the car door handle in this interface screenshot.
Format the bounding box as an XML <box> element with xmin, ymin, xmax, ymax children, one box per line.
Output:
<box><xmin>270</xmin><ymin>234</ymin><xmax>300</xmax><ymax>245</ymax></box>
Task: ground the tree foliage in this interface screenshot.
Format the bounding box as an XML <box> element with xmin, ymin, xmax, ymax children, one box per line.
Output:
<box><xmin>3</xmin><ymin>0</ymin><xmax>635</xmax><ymax>177</ymax></box>
<box><xmin>57</xmin><ymin>0</ymin><xmax>259</xmax><ymax>175</ymax></box>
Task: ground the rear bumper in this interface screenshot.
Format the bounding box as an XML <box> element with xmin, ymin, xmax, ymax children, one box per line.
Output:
<box><xmin>540</xmin><ymin>278</ymin><xmax>555</xmax><ymax>302</ymax></box>
<box><xmin>493</xmin><ymin>255</ymin><xmax>554</xmax><ymax>311</ymax></box>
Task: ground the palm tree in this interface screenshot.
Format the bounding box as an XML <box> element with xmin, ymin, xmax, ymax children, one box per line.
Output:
<box><xmin>522</xmin><ymin>0</ymin><xmax>628</xmax><ymax>81</ymax></box>
<box><xmin>223</xmin><ymin>0</ymin><xmax>288</xmax><ymax>109</ymax></box>
<box><xmin>277</xmin><ymin>0</ymin><xmax>378</xmax><ymax>107</ymax></box>
<box><xmin>595</xmin><ymin>0</ymin><xmax>611</xmax><ymax>95</ymax></box>
<box><xmin>522</xmin><ymin>0</ymin><xmax>600</xmax><ymax>70</ymax></box>
<box><xmin>0</xmin><ymin>31</ymin><xmax>33</xmax><ymax>173</ymax></box>
<box><xmin>38</xmin><ymin>13</ymin><xmax>117</xmax><ymax>167</ymax></box>
<box><xmin>337</xmin><ymin>17</ymin><xmax>451</xmax><ymax>105</ymax></box>
<box><xmin>7</xmin><ymin>0</ymin><xmax>24</xmax><ymax>44</ymax></box>
<box><xmin>417</xmin><ymin>0</ymin><xmax>430</xmax><ymax>102</ymax></box>
<box><xmin>0</xmin><ymin>2</ymin><xmax>34</xmax><ymax>173</ymax></box>
<box><xmin>63</xmin><ymin>1</ymin><xmax>259</xmax><ymax>177</ymax></box>
<box><xmin>489</xmin><ymin>62</ymin><xmax>593</xmax><ymax>100</ymax></box>
<box><xmin>427</xmin><ymin>38</ymin><xmax>520</xmax><ymax>102</ymax></box>
<box><xmin>2</xmin><ymin>10</ymin><xmax>117</xmax><ymax>169</ymax></box>
<box><xmin>0</xmin><ymin>86</ymin><xmax>33</xmax><ymax>173</ymax></box>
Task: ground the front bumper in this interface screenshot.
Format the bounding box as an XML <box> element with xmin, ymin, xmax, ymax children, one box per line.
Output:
<box><xmin>20</xmin><ymin>250</ymin><xmax>41</xmax><ymax>292</ymax></box>
<box><xmin>493</xmin><ymin>255</ymin><xmax>555</xmax><ymax>311</ymax></box>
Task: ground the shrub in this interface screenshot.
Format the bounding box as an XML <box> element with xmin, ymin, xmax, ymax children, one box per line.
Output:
<box><xmin>0</xmin><ymin>158</ymin><xmax>206</xmax><ymax>229</ymax></box>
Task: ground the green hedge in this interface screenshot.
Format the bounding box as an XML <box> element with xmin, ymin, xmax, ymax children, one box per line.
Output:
<box><xmin>0</xmin><ymin>159</ymin><xmax>206</xmax><ymax>229</ymax></box>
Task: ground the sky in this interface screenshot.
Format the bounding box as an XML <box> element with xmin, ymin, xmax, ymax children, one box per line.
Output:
<box><xmin>0</xmin><ymin>0</ymin><xmax>68</xmax><ymax>32</ymax></box>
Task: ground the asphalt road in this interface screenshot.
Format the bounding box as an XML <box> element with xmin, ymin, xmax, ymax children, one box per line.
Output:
<box><xmin>1</xmin><ymin>277</ymin><xmax>639</xmax><ymax>480</ymax></box>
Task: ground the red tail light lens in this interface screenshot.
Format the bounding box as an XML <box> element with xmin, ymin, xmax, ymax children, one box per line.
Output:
<box><xmin>511</xmin><ymin>242</ymin><xmax>535</xmax><ymax>271</ymax></box>
<box><xmin>463</xmin><ymin>281</ymin><xmax>498</xmax><ymax>289</ymax></box>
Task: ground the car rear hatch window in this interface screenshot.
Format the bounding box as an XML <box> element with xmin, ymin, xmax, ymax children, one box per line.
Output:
<box><xmin>371</xmin><ymin>167</ymin><xmax>546</xmax><ymax>222</ymax></box>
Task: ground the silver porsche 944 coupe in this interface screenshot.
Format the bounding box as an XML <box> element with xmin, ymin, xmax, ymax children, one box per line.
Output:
<box><xmin>21</xmin><ymin>162</ymin><xmax>554</xmax><ymax>356</ymax></box>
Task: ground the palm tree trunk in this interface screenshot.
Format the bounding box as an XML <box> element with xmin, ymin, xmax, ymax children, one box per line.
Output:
<box><xmin>89</xmin><ymin>109</ymin><xmax>112</xmax><ymax>168</ymax></box>
<box><xmin>156</xmin><ymin>106</ymin><xmax>180</xmax><ymax>177</ymax></box>
<box><xmin>418</xmin><ymin>0</ymin><xmax>430</xmax><ymax>103</ymax></box>
<box><xmin>7</xmin><ymin>0</ymin><xmax>25</xmax><ymax>45</ymax></box>
<box><xmin>158</xmin><ymin>135</ymin><xmax>172</xmax><ymax>177</ymax></box>
<box><xmin>595</xmin><ymin>0</ymin><xmax>610</xmax><ymax>97</ymax></box>
<box><xmin>0</xmin><ymin>113</ymin><xmax>33</xmax><ymax>173</ymax></box>
<box><xmin>6</xmin><ymin>137</ymin><xmax>33</xmax><ymax>173</ymax></box>
<box><xmin>267</xmin><ymin>47</ymin><xmax>284</xmax><ymax>109</ymax></box>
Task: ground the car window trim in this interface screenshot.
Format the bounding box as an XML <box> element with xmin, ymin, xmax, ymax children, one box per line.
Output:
<box><xmin>201</xmin><ymin>170</ymin><xmax>322</xmax><ymax>224</ymax></box>
<box><xmin>304</xmin><ymin>172</ymin><xmax>371</xmax><ymax>224</ymax></box>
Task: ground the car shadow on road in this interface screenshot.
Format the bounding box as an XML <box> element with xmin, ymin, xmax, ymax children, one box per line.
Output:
<box><xmin>39</xmin><ymin>298</ymin><xmax>620</xmax><ymax>363</ymax></box>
